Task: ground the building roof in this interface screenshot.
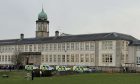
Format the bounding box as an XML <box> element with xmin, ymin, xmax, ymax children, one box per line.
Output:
<box><xmin>129</xmin><ymin>40</ymin><xmax>140</xmax><ymax>46</ymax></box>
<box><xmin>0</xmin><ymin>32</ymin><xmax>137</xmax><ymax>45</ymax></box>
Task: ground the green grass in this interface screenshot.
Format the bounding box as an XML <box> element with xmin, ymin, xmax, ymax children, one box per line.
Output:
<box><xmin>0</xmin><ymin>71</ymin><xmax>140</xmax><ymax>84</ymax></box>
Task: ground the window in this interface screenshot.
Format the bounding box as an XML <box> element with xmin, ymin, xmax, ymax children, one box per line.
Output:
<box><xmin>58</xmin><ymin>55</ymin><xmax>61</xmax><ymax>62</ymax></box>
<box><xmin>62</xmin><ymin>43</ymin><xmax>65</xmax><ymax>51</ymax></box>
<box><xmin>45</xmin><ymin>55</ymin><xmax>48</xmax><ymax>62</ymax></box>
<box><xmin>90</xmin><ymin>54</ymin><xmax>94</xmax><ymax>62</ymax></box>
<box><xmin>85</xmin><ymin>42</ymin><xmax>89</xmax><ymax>50</ymax></box>
<box><xmin>90</xmin><ymin>42</ymin><xmax>95</xmax><ymax>51</ymax></box>
<box><xmin>75</xmin><ymin>43</ymin><xmax>79</xmax><ymax>50</ymax></box>
<box><xmin>8</xmin><ymin>55</ymin><xmax>11</xmax><ymax>61</ymax></box>
<box><xmin>67</xmin><ymin>55</ymin><xmax>70</xmax><ymax>62</ymax></box>
<box><xmin>45</xmin><ymin>44</ymin><xmax>48</xmax><ymax>51</ymax></box>
<box><xmin>71</xmin><ymin>43</ymin><xmax>74</xmax><ymax>50</ymax></box>
<box><xmin>53</xmin><ymin>55</ymin><xmax>57</xmax><ymax>62</ymax></box>
<box><xmin>66</xmin><ymin>43</ymin><xmax>70</xmax><ymax>51</ymax></box>
<box><xmin>102</xmin><ymin>54</ymin><xmax>112</xmax><ymax>63</ymax></box>
<box><xmin>85</xmin><ymin>54</ymin><xmax>89</xmax><ymax>62</ymax></box>
<box><xmin>80</xmin><ymin>42</ymin><xmax>84</xmax><ymax>50</ymax></box>
<box><xmin>49</xmin><ymin>44</ymin><xmax>52</xmax><ymax>51</ymax></box>
<box><xmin>2</xmin><ymin>55</ymin><xmax>4</xmax><ymax>61</ymax></box>
<box><xmin>25</xmin><ymin>45</ymin><xmax>28</xmax><ymax>51</ymax></box>
<box><xmin>29</xmin><ymin>45</ymin><xmax>32</xmax><ymax>52</ymax></box>
<box><xmin>5</xmin><ymin>55</ymin><xmax>7</xmax><ymax>62</ymax></box>
<box><xmin>49</xmin><ymin>55</ymin><xmax>52</xmax><ymax>62</ymax></box>
<box><xmin>75</xmin><ymin>54</ymin><xmax>79</xmax><ymax>62</ymax></box>
<box><xmin>62</xmin><ymin>55</ymin><xmax>65</xmax><ymax>62</ymax></box>
<box><xmin>54</xmin><ymin>44</ymin><xmax>57</xmax><ymax>51</ymax></box>
<box><xmin>42</xmin><ymin>44</ymin><xmax>45</xmax><ymax>51</ymax></box>
<box><xmin>38</xmin><ymin>44</ymin><xmax>42</xmax><ymax>51</ymax></box>
<box><xmin>58</xmin><ymin>44</ymin><xmax>61</xmax><ymax>51</ymax></box>
<box><xmin>34</xmin><ymin>45</ymin><xmax>37</xmax><ymax>51</ymax></box>
<box><xmin>71</xmin><ymin>54</ymin><xmax>74</xmax><ymax>62</ymax></box>
<box><xmin>41</xmin><ymin>55</ymin><xmax>44</xmax><ymax>62</ymax></box>
<box><xmin>102</xmin><ymin>41</ymin><xmax>113</xmax><ymax>50</ymax></box>
<box><xmin>80</xmin><ymin>54</ymin><xmax>84</xmax><ymax>62</ymax></box>
<box><xmin>137</xmin><ymin>57</ymin><xmax>140</xmax><ymax>64</ymax></box>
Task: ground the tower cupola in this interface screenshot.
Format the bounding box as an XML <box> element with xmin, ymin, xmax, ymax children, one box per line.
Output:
<box><xmin>38</xmin><ymin>8</ymin><xmax>47</xmax><ymax>20</ymax></box>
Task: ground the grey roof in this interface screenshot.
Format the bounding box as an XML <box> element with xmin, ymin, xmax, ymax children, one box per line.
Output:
<box><xmin>129</xmin><ymin>40</ymin><xmax>140</xmax><ymax>46</ymax></box>
<box><xmin>0</xmin><ymin>32</ymin><xmax>137</xmax><ymax>45</ymax></box>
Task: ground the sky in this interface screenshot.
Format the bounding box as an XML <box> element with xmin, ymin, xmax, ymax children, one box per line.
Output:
<box><xmin>0</xmin><ymin>0</ymin><xmax>140</xmax><ymax>39</ymax></box>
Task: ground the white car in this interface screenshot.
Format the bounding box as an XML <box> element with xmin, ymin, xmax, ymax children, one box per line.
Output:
<box><xmin>56</xmin><ymin>65</ymin><xmax>71</xmax><ymax>71</ymax></box>
<box><xmin>40</xmin><ymin>64</ymin><xmax>54</xmax><ymax>70</ymax></box>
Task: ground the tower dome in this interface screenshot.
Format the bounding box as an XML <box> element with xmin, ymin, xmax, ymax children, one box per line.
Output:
<box><xmin>38</xmin><ymin>8</ymin><xmax>47</xmax><ymax>20</ymax></box>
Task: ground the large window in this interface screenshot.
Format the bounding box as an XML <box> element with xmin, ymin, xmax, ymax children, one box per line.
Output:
<box><xmin>58</xmin><ymin>43</ymin><xmax>61</xmax><ymax>51</ymax></box>
<box><xmin>45</xmin><ymin>44</ymin><xmax>48</xmax><ymax>51</ymax></box>
<box><xmin>85</xmin><ymin>42</ymin><xmax>89</xmax><ymax>50</ymax></box>
<box><xmin>75</xmin><ymin>43</ymin><xmax>79</xmax><ymax>50</ymax></box>
<box><xmin>137</xmin><ymin>57</ymin><xmax>140</xmax><ymax>64</ymax></box>
<box><xmin>34</xmin><ymin>45</ymin><xmax>37</xmax><ymax>51</ymax></box>
<box><xmin>80</xmin><ymin>54</ymin><xmax>84</xmax><ymax>62</ymax></box>
<box><xmin>2</xmin><ymin>55</ymin><xmax>4</xmax><ymax>61</ymax></box>
<box><xmin>41</xmin><ymin>55</ymin><xmax>44</xmax><ymax>62</ymax></box>
<box><xmin>62</xmin><ymin>55</ymin><xmax>65</xmax><ymax>62</ymax></box>
<box><xmin>62</xmin><ymin>43</ymin><xmax>65</xmax><ymax>51</ymax></box>
<box><xmin>80</xmin><ymin>43</ymin><xmax>84</xmax><ymax>50</ymax></box>
<box><xmin>75</xmin><ymin>54</ymin><xmax>79</xmax><ymax>62</ymax></box>
<box><xmin>54</xmin><ymin>44</ymin><xmax>57</xmax><ymax>51</ymax></box>
<box><xmin>71</xmin><ymin>43</ymin><xmax>74</xmax><ymax>50</ymax></box>
<box><xmin>90</xmin><ymin>42</ymin><xmax>95</xmax><ymax>51</ymax></box>
<box><xmin>67</xmin><ymin>55</ymin><xmax>70</xmax><ymax>62</ymax></box>
<box><xmin>45</xmin><ymin>55</ymin><xmax>48</xmax><ymax>62</ymax></box>
<box><xmin>85</xmin><ymin>54</ymin><xmax>89</xmax><ymax>62</ymax></box>
<box><xmin>49</xmin><ymin>55</ymin><xmax>52</xmax><ymax>62</ymax></box>
<box><xmin>102</xmin><ymin>54</ymin><xmax>112</xmax><ymax>63</ymax></box>
<box><xmin>58</xmin><ymin>55</ymin><xmax>61</xmax><ymax>62</ymax></box>
<box><xmin>53</xmin><ymin>55</ymin><xmax>57</xmax><ymax>62</ymax></box>
<box><xmin>90</xmin><ymin>54</ymin><xmax>94</xmax><ymax>62</ymax></box>
<box><xmin>49</xmin><ymin>44</ymin><xmax>52</xmax><ymax>51</ymax></box>
<box><xmin>66</xmin><ymin>43</ymin><xmax>70</xmax><ymax>51</ymax></box>
<box><xmin>102</xmin><ymin>41</ymin><xmax>113</xmax><ymax>50</ymax></box>
<box><xmin>71</xmin><ymin>54</ymin><xmax>74</xmax><ymax>62</ymax></box>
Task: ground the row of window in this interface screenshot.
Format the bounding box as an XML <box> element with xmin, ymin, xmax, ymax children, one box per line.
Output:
<box><xmin>41</xmin><ymin>54</ymin><xmax>95</xmax><ymax>63</ymax></box>
<box><xmin>0</xmin><ymin>42</ymin><xmax>95</xmax><ymax>52</ymax></box>
<box><xmin>0</xmin><ymin>55</ymin><xmax>12</xmax><ymax>62</ymax></box>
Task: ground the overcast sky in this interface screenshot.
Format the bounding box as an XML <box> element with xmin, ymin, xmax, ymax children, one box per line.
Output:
<box><xmin>0</xmin><ymin>0</ymin><xmax>140</xmax><ymax>39</ymax></box>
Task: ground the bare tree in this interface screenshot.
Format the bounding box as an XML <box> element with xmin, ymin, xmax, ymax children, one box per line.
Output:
<box><xmin>11</xmin><ymin>51</ymin><xmax>24</xmax><ymax>69</ymax></box>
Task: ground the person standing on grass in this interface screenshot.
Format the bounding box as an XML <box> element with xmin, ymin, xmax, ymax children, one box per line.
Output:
<box><xmin>40</xmin><ymin>70</ymin><xmax>42</xmax><ymax>77</ymax></box>
<box><xmin>31</xmin><ymin>70</ymin><xmax>34</xmax><ymax>80</ymax></box>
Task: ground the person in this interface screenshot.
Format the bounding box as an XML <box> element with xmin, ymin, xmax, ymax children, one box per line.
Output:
<box><xmin>40</xmin><ymin>70</ymin><xmax>42</xmax><ymax>77</ymax></box>
<box><xmin>31</xmin><ymin>70</ymin><xmax>34</xmax><ymax>80</ymax></box>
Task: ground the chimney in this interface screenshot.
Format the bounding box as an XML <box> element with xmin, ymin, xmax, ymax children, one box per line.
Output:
<box><xmin>55</xmin><ymin>31</ymin><xmax>59</xmax><ymax>37</ymax></box>
<box><xmin>20</xmin><ymin>33</ymin><xmax>24</xmax><ymax>40</ymax></box>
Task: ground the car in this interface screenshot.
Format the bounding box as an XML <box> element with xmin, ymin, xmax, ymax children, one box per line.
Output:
<box><xmin>56</xmin><ymin>65</ymin><xmax>71</xmax><ymax>71</ymax></box>
<box><xmin>40</xmin><ymin>64</ymin><xmax>54</xmax><ymax>70</ymax></box>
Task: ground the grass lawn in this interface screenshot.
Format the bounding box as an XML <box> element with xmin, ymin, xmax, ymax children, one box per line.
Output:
<box><xmin>0</xmin><ymin>71</ymin><xmax>140</xmax><ymax>84</ymax></box>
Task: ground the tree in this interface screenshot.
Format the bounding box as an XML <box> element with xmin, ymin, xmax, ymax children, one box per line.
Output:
<box><xmin>11</xmin><ymin>51</ymin><xmax>24</xmax><ymax>69</ymax></box>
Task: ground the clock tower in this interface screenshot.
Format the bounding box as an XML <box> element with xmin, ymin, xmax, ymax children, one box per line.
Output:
<box><xmin>36</xmin><ymin>8</ymin><xmax>49</xmax><ymax>38</ymax></box>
